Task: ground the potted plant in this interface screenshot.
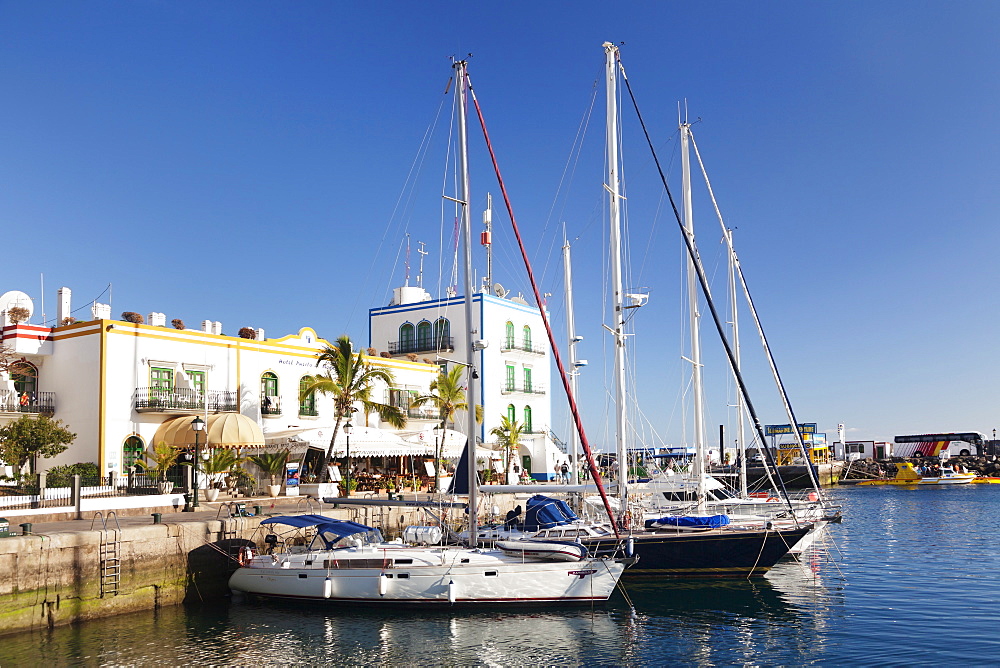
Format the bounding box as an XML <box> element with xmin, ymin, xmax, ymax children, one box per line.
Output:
<box><xmin>136</xmin><ymin>441</ymin><xmax>180</xmax><ymax>494</ymax></box>
<box><xmin>248</xmin><ymin>449</ymin><xmax>290</xmax><ymax>497</ymax></box>
<box><xmin>201</xmin><ymin>449</ymin><xmax>242</xmax><ymax>502</ymax></box>
<box><xmin>380</xmin><ymin>476</ymin><xmax>397</xmax><ymax>499</ymax></box>
<box><xmin>339</xmin><ymin>478</ymin><xmax>358</xmax><ymax>497</ymax></box>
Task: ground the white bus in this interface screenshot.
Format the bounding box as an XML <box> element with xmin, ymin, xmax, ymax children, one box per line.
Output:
<box><xmin>893</xmin><ymin>432</ymin><xmax>985</xmax><ymax>458</ymax></box>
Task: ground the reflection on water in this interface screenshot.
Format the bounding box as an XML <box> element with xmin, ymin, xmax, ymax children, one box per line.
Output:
<box><xmin>9</xmin><ymin>487</ymin><xmax>1000</xmax><ymax>665</ymax></box>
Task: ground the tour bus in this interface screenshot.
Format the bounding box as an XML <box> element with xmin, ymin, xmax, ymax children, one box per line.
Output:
<box><xmin>892</xmin><ymin>432</ymin><xmax>985</xmax><ymax>458</ymax></box>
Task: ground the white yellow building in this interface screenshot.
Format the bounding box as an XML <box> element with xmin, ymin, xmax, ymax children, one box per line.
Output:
<box><xmin>0</xmin><ymin>288</ymin><xmax>439</xmax><ymax>476</ymax></box>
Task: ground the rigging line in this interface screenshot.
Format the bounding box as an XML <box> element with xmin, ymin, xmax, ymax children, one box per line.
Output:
<box><xmin>536</xmin><ymin>80</ymin><xmax>600</xmax><ymax>289</ymax></box>
<box><xmin>616</xmin><ymin>56</ymin><xmax>799</xmax><ymax>519</ymax></box>
<box><xmin>465</xmin><ymin>71</ymin><xmax>620</xmax><ymax>540</ymax></box>
<box><xmin>689</xmin><ymin>129</ymin><xmax>825</xmax><ymax>498</ymax></box>
<box><xmin>70</xmin><ymin>284</ymin><xmax>112</xmax><ymax>315</ymax></box>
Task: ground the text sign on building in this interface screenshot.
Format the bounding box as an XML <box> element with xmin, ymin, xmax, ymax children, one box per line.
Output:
<box><xmin>765</xmin><ymin>423</ymin><xmax>817</xmax><ymax>436</ymax></box>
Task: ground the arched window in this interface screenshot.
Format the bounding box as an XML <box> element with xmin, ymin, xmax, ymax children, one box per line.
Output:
<box><xmin>416</xmin><ymin>321</ymin><xmax>431</xmax><ymax>350</ymax></box>
<box><xmin>522</xmin><ymin>325</ymin><xmax>532</xmax><ymax>351</ymax></box>
<box><xmin>523</xmin><ymin>406</ymin><xmax>533</xmax><ymax>433</ymax></box>
<box><xmin>11</xmin><ymin>362</ymin><xmax>37</xmax><ymax>397</ymax></box>
<box><xmin>261</xmin><ymin>372</ymin><xmax>279</xmax><ymax>415</ymax></box>
<box><xmin>123</xmin><ymin>435</ymin><xmax>145</xmax><ymax>470</ymax></box>
<box><xmin>399</xmin><ymin>323</ymin><xmax>414</xmax><ymax>352</ymax></box>
<box><xmin>507</xmin><ymin>403</ymin><xmax>516</xmax><ymax>424</ymax></box>
<box><xmin>523</xmin><ymin>367</ymin><xmax>533</xmax><ymax>392</ymax></box>
<box><xmin>505</xmin><ymin>321</ymin><xmax>515</xmax><ymax>348</ymax></box>
<box><xmin>299</xmin><ymin>375</ymin><xmax>317</xmax><ymax>416</ymax></box>
<box><xmin>434</xmin><ymin>318</ymin><xmax>450</xmax><ymax>349</ymax></box>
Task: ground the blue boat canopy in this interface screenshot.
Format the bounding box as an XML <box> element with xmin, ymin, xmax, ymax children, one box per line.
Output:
<box><xmin>645</xmin><ymin>515</ymin><xmax>730</xmax><ymax>529</ymax></box>
<box><xmin>260</xmin><ymin>515</ymin><xmax>375</xmax><ymax>537</ymax></box>
<box><xmin>523</xmin><ymin>495</ymin><xmax>579</xmax><ymax>531</ymax></box>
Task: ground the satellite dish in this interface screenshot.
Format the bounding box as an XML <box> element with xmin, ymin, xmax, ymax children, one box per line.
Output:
<box><xmin>0</xmin><ymin>291</ymin><xmax>33</xmax><ymax>322</ymax></box>
<box><xmin>493</xmin><ymin>283</ymin><xmax>508</xmax><ymax>298</ymax></box>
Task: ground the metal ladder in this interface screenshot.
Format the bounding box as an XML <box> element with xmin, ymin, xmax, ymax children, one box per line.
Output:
<box><xmin>91</xmin><ymin>511</ymin><xmax>122</xmax><ymax>597</ymax></box>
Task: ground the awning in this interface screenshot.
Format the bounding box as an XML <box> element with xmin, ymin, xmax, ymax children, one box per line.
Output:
<box><xmin>152</xmin><ymin>413</ymin><xmax>265</xmax><ymax>449</ymax></box>
<box><xmin>265</xmin><ymin>424</ymin><xmax>420</xmax><ymax>458</ymax></box>
<box><xmin>403</xmin><ymin>427</ymin><xmax>470</xmax><ymax>457</ymax></box>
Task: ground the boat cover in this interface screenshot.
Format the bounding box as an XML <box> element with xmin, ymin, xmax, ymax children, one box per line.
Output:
<box><xmin>260</xmin><ymin>515</ymin><xmax>375</xmax><ymax>537</ymax></box>
<box><xmin>644</xmin><ymin>514</ymin><xmax>730</xmax><ymax>529</ymax></box>
<box><xmin>523</xmin><ymin>495</ymin><xmax>579</xmax><ymax>531</ymax></box>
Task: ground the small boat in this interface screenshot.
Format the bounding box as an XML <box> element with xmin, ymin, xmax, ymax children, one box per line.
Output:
<box><xmin>228</xmin><ymin>515</ymin><xmax>630</xmax><ymax>606</ymax></box>
<box><xmin>495</xmin><ymin>539</ymin><xmax>588</xmax><ymax>562</ymax></box>
<box><xmin>858</xmin><ymin>462</ymin><xmax>975</xmax><ymax>486</ymax></box>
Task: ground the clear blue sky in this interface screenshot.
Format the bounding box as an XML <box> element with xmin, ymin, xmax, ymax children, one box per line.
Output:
<box><xmin>2</xmin><ymin>2</ymin><xmax>999</xmax><ymax>447</ymax></box>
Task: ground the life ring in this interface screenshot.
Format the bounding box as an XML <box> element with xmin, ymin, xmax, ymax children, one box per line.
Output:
<box><xmin>766</xmin><ymin>497</ymin><xmax>780</xmax><ymax>502</ymax></box>
<box><xmin>237</xmin><ymin>546</ymin><xmax>256</xmax><ymax>566</ymax></box>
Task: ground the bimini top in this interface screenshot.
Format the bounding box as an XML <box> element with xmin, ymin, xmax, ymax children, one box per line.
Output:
<box><xmin>523</xmin><ymin>495</ymin><xmax>579</xmax><ymax>531</ymax></box>
<box><xmin>260</xmin><ymin>515</ymin><xmax>374</xmax><ymax>538</ymax></box>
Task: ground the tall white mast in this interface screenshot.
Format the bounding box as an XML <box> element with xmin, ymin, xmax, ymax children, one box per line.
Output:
<box><xmin>727</xmin><ymin>227</ymin><xmax>748</xmax><ymax>496</ymax></box>
<box><xmin>681</xmin><ymin>119</ymin><xmax>708</xmax><ymax>510</ymax></box>
<box><xmin>454</xmin><ymin>58</ymin><xmax>479</xmax><ymax>546</ymax></box>
<box><xmin>563</xmin><ymin>224</ymin><xmax>582</xmax><ymax>484</ymax></box>
<box><xmin>604</xmin><ymin>42</ymin><xmax>628</xmax><ymax>508</ymax></box>
<box><xmin>482</xmin><ymin>193</ymin><xmax>493</xmax><ymax>294</ymax></box>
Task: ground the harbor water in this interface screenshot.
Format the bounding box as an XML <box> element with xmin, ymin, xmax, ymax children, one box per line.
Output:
<box><xmin>4</xmin><ymin>485</ymin><xmax>1000</xmax><ymax>666</ymax></box>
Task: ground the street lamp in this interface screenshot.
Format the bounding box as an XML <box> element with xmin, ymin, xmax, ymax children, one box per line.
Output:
<box><xmin>343</xmin><ymin>419</ymin><xmax>353</xmax><ymax>497</ymax></box>
<box><xmin>191</xmin><ymin>416</ymin><xmax>205</xmax><ymax>509</ymax></box>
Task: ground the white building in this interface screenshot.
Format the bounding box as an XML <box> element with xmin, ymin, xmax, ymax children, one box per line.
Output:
<box><xmin>0</xmin><ymin>287</ymin><xmax>439</xmax><ymax>477</ymax></box>
<box><xmin>369</xmin><ymin>282</ymin><xmax>568</xmax><ymax>480</ymax></box>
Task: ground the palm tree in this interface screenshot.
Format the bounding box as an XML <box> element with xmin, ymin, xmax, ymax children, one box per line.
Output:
<box><xmin>411</xmin><ymin>366</ymin><xmax>484</xmax><ymax>491</ymax></box>
<box><xmin>489</xmin><ymin>415</ymin><xmax>524</xmax><ymax>485</ymax></box>
<box><xmin>300</xmin><ymin>335</ymin><xmax>406</xmax><ymax>482</ymax></box>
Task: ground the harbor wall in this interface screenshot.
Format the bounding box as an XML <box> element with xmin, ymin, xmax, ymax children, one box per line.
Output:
<box><xmin>0</xmin><ymin>517</ymin><xmax>261</xmax><ymax>636</ymax></box>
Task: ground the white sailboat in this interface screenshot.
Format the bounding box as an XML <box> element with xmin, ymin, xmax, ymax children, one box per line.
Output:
<box><xmin>228</xmin><ymin>58</ymin><xmax>630</xmax><ymax>606</ymax></box>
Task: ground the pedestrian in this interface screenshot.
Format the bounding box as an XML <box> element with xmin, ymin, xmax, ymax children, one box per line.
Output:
<box><xmin>560</xmin><ymin>461</ymin><xmax>570</xmax><ymax>484</ymax></box>
<box><xmin>553</xmin><ymin>462</ymin><xmax>560</xmax><ymax>483</ymax></box>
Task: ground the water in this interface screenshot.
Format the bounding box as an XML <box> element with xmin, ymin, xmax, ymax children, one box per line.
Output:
<box><xmin>5</xmin><ymin>485</ymin><xmax>1000</xmax><ymax>666</ymax></box>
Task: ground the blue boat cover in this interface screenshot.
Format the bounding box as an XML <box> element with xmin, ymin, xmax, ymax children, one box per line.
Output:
<box><xmin>260</xmin><ymin>515</ymin><xmax>375</xmax><ymax>537</ymax></box>
<box><xmin>523</xmin><ymin>495</ymin><xmax>579</xmax><ymax>531</ymax></box>
<box><xmin>644</xmin><ymin>514</ymin><xmax>730</xmax><ymax>529</ymax></box>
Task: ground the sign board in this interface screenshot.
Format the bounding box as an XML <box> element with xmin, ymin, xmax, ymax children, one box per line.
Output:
<box><xmin>765</xmin><ymin>423</ymin><xmax>817</xmax><ymax>436</ymax></box>
<box><xmin>423</xmin><ymin>460</ymin><xmax>436</xmax><ymax>477</ymax></box>
<box><xmin>285</xmin><ymin>462</ymin><xmax>300</xmax><ymax>487</ymax></box>
<box><xmin>327</xmin><ymin>465</ymin><xmax>342</xmax><ymax>482</ymax></box>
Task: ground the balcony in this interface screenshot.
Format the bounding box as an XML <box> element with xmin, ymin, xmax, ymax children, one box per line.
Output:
<box><xmin>262</xmin><ymin>396</ymin><xmax>282</xmax><ymax>417</ymax></box>
<box><xmin>134</xmin><ymin>388</ymin><xmax>238</xmax><ymax>414</ymax></box>
<box><xmin>500</xmin><ymin>340</ymin><xmax>546</xmax><ymax>355</ymax></box>
<box><xmin>500</xmin><ymin>383</ymin><xmax>546</xmax><ymax>396</ymax></box>
<box><xmin>0</xmin><ymin>390</ymin><xmax>55</xmax><ymax>416</ymax></box>
<box><xmin>406</xmin><ymin>406</ymin><xmax>442</xmax><ymax>421</ymax></box>
<box><xmin>298</xmin><ymin>403</ymin><xmax>319</xmax><ymax>417</ymax></box>
<box><xmin>388</xmin><ymin>337</ymin><xmax>455</xmax><ymax>356</ymax></box>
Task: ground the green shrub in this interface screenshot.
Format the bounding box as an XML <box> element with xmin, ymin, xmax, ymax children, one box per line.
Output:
<box><xmin>46</xmin><ymin>462</ymin><xmax>100</xmax><ymax>487</ymax></box>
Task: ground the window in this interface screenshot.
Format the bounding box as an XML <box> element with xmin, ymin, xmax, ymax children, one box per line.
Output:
<box><xmin>507</xmin><ymin>403</ymin><xmax>516</xmax><ymax>423</ymax></box>
<box><xmin>416</xmin><ymin>321</ymin><xmax>431</xmax><ymax>350</ymax></box>
<box><xmin>11</xmin><ymin>362</ymin><xmax>37</xmax><ymax>396</ymax></box>
<box><xmin>505</xmin><ymin>365</ymin><xmax>515</xmax><ymax>391</ymax></box>
<box><xmin>505</xmin><ymin>321</ymin><xmax>515</xmax><ymax>348</ymax></box>
<box><xmin>150</xmin><ymin>367</ymin><xmax>174</xmax><ymax>391</ymax></box>
<box><xmin>399</xmin><ymin>323</ymin><xmax>414</xmax><ymax>351</ymax></box>
<box><xmin>523</xmin><ymin>367</ymin><xmax>533</xmax><ymax>392</ymax></box>
<box><xmin>187</xmin><ymin>370</ymin><xmax>206</xmax><ymax>397</ymax></box>
<box><xmin>524</xmin><ymin>405</ymin><xmax>533</xmax><ymax>433</ymax></box>
<box><xmin>123</xmin><ymin>435</ymin><xmax>145</xmax><ymax>469</ymax></box>
<box><xmin>522</xmin><ymin>325</ymin><xmax>532</xmax><ymax>351</ymax></box>
<box><xmin>261</xmin><ymin>372</ymin><xmax>279</xmax><ymax>414</ymax></box>
<box><xmin>299</xmin><ymin>375</ymin><xmax>317</xmax><ymax>416</ymax></box>
<box><xmin>434</xmin><ymin>318</ymin><xmax>450</xmax><ymax>348</ymax></box>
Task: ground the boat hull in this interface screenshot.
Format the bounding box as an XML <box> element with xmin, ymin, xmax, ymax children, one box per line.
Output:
<box><xmin>229</xmin><ymin>553</ymin><xmax>626</xmax><ymax>605</ymax></box>
<box><xmin>584</xmin><ymin>526</ymin><xmax>811</xmax><ymax>578</ymax></box>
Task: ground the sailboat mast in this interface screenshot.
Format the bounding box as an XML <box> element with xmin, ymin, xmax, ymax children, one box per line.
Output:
<box><xmin>483</xmin><ymin>193</ymin><xmax>493</xmax><ymax>294</ymax></box>
<box><xmin>604</xmin><ymin>42</ymin><xmax>628</xmax><ymax>508</ymax></box>
<box><xmin>727</xmin><ymin>227</ymin><xmax>748</xmax><ymax>496</ymax></box>
<box><xmin>454</xmin><ymin>59</ymin><xmax>479</xmax><ymax>546</ymax></box>
<box><xmin>562</xmin><ymin>224</ymin><xmax>581</xmax><ymax>484</ymax></box>
<box><xmin>681</xmin><ymin>121</ymin><xmax>707</xmax><ymax>508</ymax></box>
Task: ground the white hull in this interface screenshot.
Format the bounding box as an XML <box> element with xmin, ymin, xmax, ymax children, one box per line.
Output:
<box><xmin>229</xmin><ymin>546</ymin><xmax>625</xmax><ymax>605</ymax></box>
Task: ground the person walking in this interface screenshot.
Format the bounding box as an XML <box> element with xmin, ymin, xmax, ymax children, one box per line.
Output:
<box><xmin>560</xmin><ymin>461</ymin><xmax>570</xmax><ymax>484</ymax></box>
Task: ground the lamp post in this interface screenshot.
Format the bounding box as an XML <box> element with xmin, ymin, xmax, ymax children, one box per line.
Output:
<box><xmin>344</xmin><ymin>419</ymin><xmax>353</xmax><ymax>497</ymax></box>
<box><xmin>191</xmin><ymin>416</ymin><xmax>205</xmax><ymax>509</ymax></box>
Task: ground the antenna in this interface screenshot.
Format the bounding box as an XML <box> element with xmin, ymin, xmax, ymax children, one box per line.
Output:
<box><xmin>404</xmin><ymin>233</ymin><xmax>411</xmax><ymax>286</ymax></box>
<box><xmin>493</xmin><ymin>283</ymin><xmax>508</xmax><ymax>298</ymax></box>
<box><xmin>482</xmin><ymin>193</ymin><xmax>493</xmax><ymax>294</ymax></box>
<box><xmin>416</xmin><ymin>241</ymin><xmax>428</xmax><ymax>289</ymax></box>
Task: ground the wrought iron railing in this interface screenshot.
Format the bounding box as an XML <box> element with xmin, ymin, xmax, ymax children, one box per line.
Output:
<box><xmin>500</xmin><ymin>340</ymin><xmax>546</xmax><ymax>355</ymax></box>
<box><xmin>0</xmin><ymin>390</ymin><xmax>56</xmax><ymax>415</ymax></box>
<box><xmin>388</xmin><ymin>337</ymin><xmax>455</xmax><ymax>355</ymax></box>
<box><xmin>134</xmin><ymin>388</ymin><xmax>237</xmax><ymax>413</ymax></box>
<box><xmin>261</xmin><ymin>395</ymin><xmax>282</xmax><ymax>416</ymax></box>
<box><xmin>298</xmin><ymin>403</ymin><xmax>319</xmax><ymax>417</ymax></box>
<box><xmin>500</xmin><ymin>383</ymin><xmax>546</xmax><ymax>395</ymax></box>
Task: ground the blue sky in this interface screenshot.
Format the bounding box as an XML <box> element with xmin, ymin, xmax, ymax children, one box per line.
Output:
<box><xmin>2</xmin><ymin>2</ymin><xmax>999</xmax><ymax>447</ymax></box>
